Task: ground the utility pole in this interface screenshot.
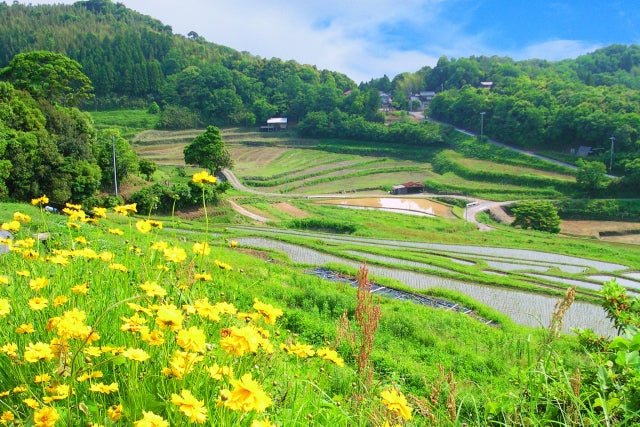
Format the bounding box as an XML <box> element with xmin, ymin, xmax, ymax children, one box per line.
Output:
<box><xmin>609</xmin><ymin>136</ymin><xmax>615</xmax><ymax>172</ymax></box>
<box><xmin>480</xmin><ymin>111</ymin><xmax>486</xmax><ymax>139</ymax></box>
<box><xmin>112</xmin><ymin>135</ymin><xmax>118</xmax><ymax>197</ymax></box>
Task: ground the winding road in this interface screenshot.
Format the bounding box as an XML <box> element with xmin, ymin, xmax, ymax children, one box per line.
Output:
<box><xmin>221</xmin><ymin>168</ymin><xmax>513</xmax><ymax>230</ymax></box>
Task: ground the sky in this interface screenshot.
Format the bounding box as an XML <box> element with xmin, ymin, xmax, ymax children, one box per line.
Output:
<box><xmin>31</xmin><ymin>0</ymin><xmax>640</xmax><ymax>83</ymax></box>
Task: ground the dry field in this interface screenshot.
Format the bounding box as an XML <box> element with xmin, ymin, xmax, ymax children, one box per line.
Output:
<box><xmin>560</xmin><ymin>220</ymin><xmax>640</xmax><ymax>243</ymax></box>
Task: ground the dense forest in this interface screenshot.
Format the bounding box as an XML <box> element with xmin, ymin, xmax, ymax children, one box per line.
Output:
<box><xmin>363</xmin><ymin>47</ymin><xmax>640</xmax><ymax>174</ymax></box>
<box><xmin>1</xmin><ymin>0</ymin><xmax>640</xmax><ymax>203</ymax></box>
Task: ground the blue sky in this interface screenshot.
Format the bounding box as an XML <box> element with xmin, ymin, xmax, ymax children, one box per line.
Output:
<box><xmin>32</xmin><ymin>0</ymin><xmax>640</xmax><ymax>83</ymax></box>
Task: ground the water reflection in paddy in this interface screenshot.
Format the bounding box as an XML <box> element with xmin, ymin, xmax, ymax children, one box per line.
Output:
<box><xmin>235</xmin><ymin>236</ymin><xmax>615</xmax><ymax>336</ymax></box>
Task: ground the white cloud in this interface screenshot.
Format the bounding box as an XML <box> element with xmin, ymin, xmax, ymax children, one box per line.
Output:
<box><xmin>516</xmin><ymin>40</ymin><xmax>603</xmax><ymax>61</ymax></box>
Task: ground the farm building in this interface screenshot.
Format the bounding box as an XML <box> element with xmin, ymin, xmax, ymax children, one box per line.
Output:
<box><xmin>260</xmin><ymin>117</ymin><xmax>288</xmax><ymax>132</ymax></box>
<box><xmin>391</xmin><ymin>181</ymin><xmax>425</xmax><ymax>195</ymax></box>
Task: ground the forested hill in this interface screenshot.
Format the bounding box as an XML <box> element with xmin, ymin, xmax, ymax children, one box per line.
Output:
<box><xmin>2</xmin><ymin>0</ymin><xmax>640</xmax><ymax>174</ymax></box>
<box><xmin>0</xmin><ymin>0</ymin><xmax>360</xmax><ymax>127</ymax></box>
<box><xmin>361</xmin><ymin>45</ymin><xmax>640</xmax><ymax>172</ymax></box>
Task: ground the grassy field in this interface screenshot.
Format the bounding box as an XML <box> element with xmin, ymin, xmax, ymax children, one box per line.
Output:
<box><xmin>90</xmin><ymin>109</ymin><xmax>161</xmax><ymax>138</ymax></box>
<box><xmin>0</xmin><ymin>194</ymin><xmax>619</xmax><ymax>426</ymax></box>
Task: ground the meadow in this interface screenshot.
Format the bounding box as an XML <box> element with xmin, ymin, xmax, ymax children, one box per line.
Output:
<box><xmin>14</xmin><ymin>109</ymin><xmax>631</xmax><ymax>425</ymax></box>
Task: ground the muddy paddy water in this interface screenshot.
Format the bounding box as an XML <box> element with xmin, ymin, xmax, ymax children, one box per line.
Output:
<box><xmin>233</xmin><ymin>231</ymin><xmax>621</xmax><ymax>336</ymax></box>
<box><xmin>315</xmin><ymin>197</ymin><xmax>454</xmax><ymax>217</ymax></box>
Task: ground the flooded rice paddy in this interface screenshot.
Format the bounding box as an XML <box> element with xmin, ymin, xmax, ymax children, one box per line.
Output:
<box><xmin>232</xmin><ymin>228</ymin><xmax>625</xmax><ymax>336</ymax></box>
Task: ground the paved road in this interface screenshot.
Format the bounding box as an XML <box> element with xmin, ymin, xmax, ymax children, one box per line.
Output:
<box><xmin>419</xmin><ymin>113</ymin><xmax>618</xmax><ymax>178</ymax></box>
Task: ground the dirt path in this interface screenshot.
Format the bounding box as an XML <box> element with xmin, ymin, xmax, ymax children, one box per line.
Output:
<box><xmin>228</xmin><ymin>200</ymin><xmax>271</xmax><ymax>223</ymax></box>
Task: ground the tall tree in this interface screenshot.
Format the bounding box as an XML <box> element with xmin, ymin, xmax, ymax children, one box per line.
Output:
<box><xmin>0</xmin><ymin>51</ymin><xmax>94</xmax><ymax>106</ymax></box>
<box><xmin>183</xmin><ymin>125</ymin><xmax>232</xmax><ymax>173</ymax></box>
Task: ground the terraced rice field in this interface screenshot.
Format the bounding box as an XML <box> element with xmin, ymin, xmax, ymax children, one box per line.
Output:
<box><xmin>229</xmin><ymin>226</ymin><xmax>637</xmax><ymax>336</ymax></box>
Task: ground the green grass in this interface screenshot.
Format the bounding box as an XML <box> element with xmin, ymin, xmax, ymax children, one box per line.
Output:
<box><xmin>89</xmin><ymin>109</ymin><xmax>161</xmax><ymax>137</ymax></box>
<box><xmin>1</xmin><ymin>188</ymin><xmax>633</xmax><ymax>425</ymax></box>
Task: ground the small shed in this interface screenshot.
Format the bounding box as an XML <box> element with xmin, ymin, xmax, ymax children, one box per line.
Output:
<box><xmin>391</xmin><ymin>181</ymin><xmax>425</xmax><ymax>195</ymax></box>
<box><xmin>261</xmin><ymin>117</ymin><xmax>288</xmax><ymax>132</ymax></box>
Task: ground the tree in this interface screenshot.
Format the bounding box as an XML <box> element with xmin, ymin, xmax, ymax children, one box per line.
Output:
<box><xmin>576</xmin><ymin>159</ymin><xmax>608</xmax><ymax>196</ymax></box>
<box><xmin>511</xmin><ymin>200</ymin><xmax>561</xmax><ymax>233</ymax></box>
<box><xmin>0</xmin><ymin>51</ymin><xmax>94</xmax><ymax>107</ymax></box>
<box><xmin>94</xmin><ymin>128</ymin><xmax>139</xmax><ymax>190</ymax></box>
<box><xmin>183</xmin><ymin>125</ymin><xmax>232</xmax><ymax>173</ymax></box>
<box><xmin>139</xmin><ymin>158</ymin><xmax>157</xmax><ymax>181</ymax></box>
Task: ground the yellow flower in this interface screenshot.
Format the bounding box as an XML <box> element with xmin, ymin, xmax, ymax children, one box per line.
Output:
<box><xmin>134</xmin><ymin>410</ymin><xmax>168</xmax><ymax>427</ymax></box>
<box><xmin>122</xmin><ymin>348</ymin><xmax>150</xmax><ymax>362</ymax></box>
<box><xmin>0</xmin><ymin>276</ymin><xmax>8</xmax><ymax>285</ymax></box>
<box><xmin>1</xmin><ymin>221</ymin><xmax>20</xmax><ymax>233</ymax></box>
<box><xmin>98</xmin><ymin>251</ymin><xmax>114</xmax><ymax>262</ymax></box>
<box><xmin>140</xmin><ymin>329</ymin><xmax>165</xmax><ymax>346</ymax></box>
<box><xmin>223</xmin><ymin>373</ymin><xmax>272</xmax><ymax>413</ymax></box>
<box><xmin>13</xmin><ymin>211</ymin><xmax>31</xmax><ymax>223</ymax></box>
<box><xmin>194</xmin><ymin>273</ymin><xmax>212</xmax><ymax>281</ymax></box>
<box><xmin>109</xmin><ymin>263</ymin><xmax>129</xmax><ymax>272</ymax></box>
<box><xmin>253</xmin><ymin>298</ymin><xmax>283</xmax><ymax>324</ymax></box>
<box><xmin>71</xmin><ymin>283</ymin><xmax>89</xmax><ymax>294</ymax></box>
<box><xmin>28</xmin><ymin>297</ymin><xmax>49</xmax><ymax>311</ymax></box>
<box><xmin>74</xmin><ymin>236</ymin><xmax>89</xmax><ymax>245</ymax></box>
<box><xmin>33</xmin><ymin>407</ymin><xmax>60</xmax><ymax>427</ymax></box>
<box><xmin>89</xmin><ymin>382</ymin><xmax>119</xmax><ymax>394</ymax></box>
<box><xmin>24</xmin><ymin>342</ymin><xmax>55</xmax><ymax>363</ymax></box>
<box><xmin>192</xmin><ymin>170</ymin><xmax>217</xmax><ymax>184</ymax></box>
<box><xmin>176</xmin><ymin>326</ymin><xmax>207</xmax><ymax>353</ymax></box>
<box><xmin>380</xmin><ymin>388</ymin><xmax>413</xmax><ymax>420</ymax></box>
<box><xmin>171</xmin><ymin>389</ymin><xmax>208</xmax><ymax>424</ymax></box>
<box><xmin>92</xmin><ymin>207</ymin><xmax>107</xmax><ymax>219</ymax></box>
<box><xmin>22</xmin><ymin>248</ymin><xmax>39</xmax><ymax>260</ymax></box>
<box><xmin>163</xmin><ymin>246</ymin><xmax>187</xmax><ymax>263</ymax></box>
<box><xmin>83</xmin><ymin>346</ymin><xmax>103</xmax><ymax>357</ymax></box>
<box><xmin>139</xmin><ymin>281</ymin><xmax>167</xmax><ymax>298</ymax></box>
<box><xmin>147</xmin><ymin>219</ymin><xmax>163</xmax><ymax>229</ymax></box>
<box><xmin>251</xmin><ymin>418</ymin><xmax>276</xmax><ymax>427</ymax></box>
<box><xmin>162</xmin><ymin>351</ymin><xmax>203</xmax><ymax>380</ymax></box>
<box><xmin>151</xmin><ymin>240</ymin><xmax>169</xmax><ymax>251</ymax></box>
<box><xmin>192</xmin><ymin>242</ymin><xmax>210</xmax><ymax>256</ymax></box>
<box><xmin>217</xmin><ymin>301</ymin><xmax>238</xmax><ymax>315</ymax></box>
<box><xmin>15</xmin><ymin>323</ymin><xmax>35</xmax><ymax>334</ymax></box>
<box><xmin>108</xmin><ymin>228</ymin><xmax>124</xmax><ymax>236</ymax></box>
<box><xmin>136</xmin><ymin>220</ymin><xmax>152</xmax><ymax>234</ymax></box>
<box><xmin>214</xmin><ymin>259</ymin><xmax>232</xmax><ymax>270</ymax></box>
<box><xmin>281</xmin><ymin>342</ymin><xmax>315</xmax><ymax>358</ymax></box>
<box><xmin>29</xmin><ymin>277</ymin><xmax>49</xmax><ymax>292</ymax></box>
<box><xmin>207</xmin><ymin>364</ymin><xmax>233</xmax><ymax>381</ymax></box>
<box><xmin>230</xmin><ymin>240</ymin><xmax>238</xmax><ymax>248</ymax></box>
<box><xmin>14</xmin><ymin>238</ymin><xmax>35</xmax><ymax>248</ymax></box>
<box><xmin>53</xmin><ymin>296</ymin><xmax>68</xmax><ymax>307</ymax></box>
<box><xmin>12</xmin><ymin>385</ymin><xmax>26</xmax><ymax>393</ymax></box>
<box><xmin>31</xmin><ymin>195</ymin><xmax>49</xmax><ymax>206</ymax></box>
<box><xmin>23</xmin><ymin>398</ymin><xmax>39</xmax><ymax>409</ymax></box>
<box><xmin>0</xmin><ymin>343</ymin><xmax>18</xmax><ymax>358</ymax></box>
<box><xmin>0</xmin><ymin>411</ymin><xmax>15</xmax><ymax>424</ymax></box>
<box><xmin>316</xmin><ymin>347</ymin><xmax>345</xmax><ymax>367</ymax></box>
<box><xmin>113</xmin><ymin>203</ymin><xmax>137</xmax><ymax>216</ymax></box>
<box><xmin>17</xmin><ymin>270</ymin><xmax>30</xmax><ymax>277</ymax></box>
<box><xmin>220</xmin><ymin>326</ymin><xmax>264</xmax><ymax>356</ymax></box>
<box><xmin>106</xmin><ymin>404</ymin><xmax>123</xmax><ymax>422</ymax></box>
<box><xmin>34</xmin><ymin>373</ymin><xmax>52</xmax><ymax>384</ymax></box>
<box><xmin>77</xmin><ymin>371</ymin><xmax>103</xmax><ymax>382</ymax></box>
<box><xmin>0</xmin><ymin>298</ymin><xmax>10</xmax><ymax>317</ymax></box>
<box><xmin>47</xmin><ymin>254</ymin><xmax>70</xmax><ymax>266</ymax></box>
<box><xmin>155</xmin><ymin>303</ymin><xmax>184</xmax><ymax>331</ymax></box>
